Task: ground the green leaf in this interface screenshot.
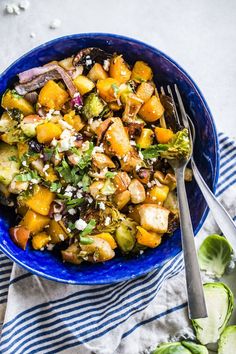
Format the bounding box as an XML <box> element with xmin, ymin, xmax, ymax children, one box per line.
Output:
<box><xmin>49</xmin><ymin>182</ymin><xmax>62</xmax><ymax>192</ymax></box>
<box><xmin>66</xmin><ymin>198</ymin><xmax>84</xmax><ymax>209</ymax></box>
<box><xmin>79</xmin><ymin>219</ymin><xmax>96</xmax><ymax>237</ymax></box>
<box><xmin>67</xmin><ymin>221</ymin><xmax>76</xmax><ymax>231</ymax></box>
<box><xmin>198</xmin><ymin>234</ymin><xmax>233</xmax><ymax>278</ymax></box>
<box><xmin>15</xmin><ymin>170</ymin><xmax>40</xmax><ymax>182</ymax></box>
<box><xmin>8</xmin><ymin>155</ymin><xmax>18</xmax><ymax>162</ymax></box>
<box><xmin>81</xmin><ymin>174</ymin><xmax>91</xmax><ymax>192</ymax></box>
<box><xmin>105</xmin><ymin>171</ymin><xmax>115</xmax><ymax>179</ymax></box>
<box><xmin>43</xmin><ymin>147</ymin><xmax>54</xmax><ymax>161</ymax></box>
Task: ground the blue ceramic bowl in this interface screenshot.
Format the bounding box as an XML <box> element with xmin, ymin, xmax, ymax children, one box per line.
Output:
<box><xmin>0</xmin><ymin>33</ymin><xmax>219</xmax><ymax>284</ymax></box>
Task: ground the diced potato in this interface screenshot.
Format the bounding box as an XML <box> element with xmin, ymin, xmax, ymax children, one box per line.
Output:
<box><xmin>61</xmin><ymin>243</ymin><xmax>83</xmax><ymax>264</ymax></box>
<box><xmin>94</xmin><ymin>233</ymin><xmax>117</xmax><ymax>249</ymax></box>
<box><xmin>131</xmin><ymin>61</ymin><xmax>153</xmax><ymax>82</ymax></box>
<box><xmin>138</xmin><ymin>204</ymin><xmax>170</xmax><ymax>233</ymax></box>
<box><xmin>136</xmin><ymin>128</ymin><xmax>154</xmax><ymax>148</ymax></box>
<box><xmin>109</xmin><ymin>55</ymin><xmax>131</xmax><ymax>83</ymax></box>
<box><xmin>88</xmin><ymin>63</ymin><xmax>108</xmax><ymax>81</ymax></box>
<box><xmin>64</xmin><ymin>110</ymin><xmax>85</xmax><ymax>132</ymax></box>
<box><xmin>80</xmin><ymin>236</ymin><xmax>115</xmax><ymax>262</ymax></box>
<box><xmin>36</xmin><ymin>122</ymin><xmax>62</xmax><ymax>144</ymax></box>
<box><xmin>32</xmin><ymin>232</ymin><xmax>51</xmax><ymax>250</ymax></box>
<box><xmin>89</xmin><ymin>180</ymin><xmax>105</xmax><ymax>199</ymax></box>
<box><xmin>120</xmin><ymin>149</ymin><xmax>143</xmax><ymax>172</ymax></box>
<box><xmin>92</xmin><ymin>153</ymin><xmax>115</xmax><ymax>169</ymax></box>
<box><xmin>73</xmin><ymin>75</ymin><xmax>95</xmax><ymax>95</ymax></box>
<box><xmin>9</xmin><ymin>176</ymin><xmax>29</xmax><ymax>194</ymax></box>
<box><xmin>139</xmin><ymin>96</ymin><xmax>164</xmax><ymax>122</ymax></box>
<box><xmin>1</xmin><ymin>89</ymin><xmax>35</xmax><ymax>116</ymax></box>
<box><xmin>48</xmin><ymin>219</ymin><xmax>68</xmax><ymax>244</ymax></box>
<box><xmin>114</xmin><ymin>172</ymin><xmax>131</xmax><ymax>193</ymax></box>
<box><xmin>9</xmin><ymin>225</ymin><xmax>30</xmax><ymax>250</ymax></box>
<box><xmin>114</xmin><ymin>190</ymin><xmax>131</xmax><ymax>210</ymax></box>
<box><xmin>155</xmin><ymin>127</ymin><xmax>174</xmax><ymax>144</ymax></box>
<box><xmin>145</xmin><ymin>185</ymin><xmax>169</xmax><ymax>204</ymax></box>
<box><xmin>105</xmin><ymin>118</ymin><xmax>132</xmax><ymax>157</ymax></box>
<box><xmin>154</xmin><ymin>171</ymin><xmax>177</xmax><ymax>191</ymax></box>
<box><xmin>136</xmin><ymin>226</ymin><xmax>162</xmax><ymax>248</ymax></box>
<box><xmin>26</xmin><ymin>186</ymin><xmax>55</xmax><ymax>216</ymax></box>
<box><xmin>38</xmin><ymin>80</ymin><xmax>69</xmax><ymax>110</ymax></box>
<box><xmin>97</xmin><ymin>78</ymin><xmax>120</xmax><ymax>102</ymax></box>
<box><xmin>59</xmin><ymin>57</ymin><xmax>74</xmax><ymax>71</ymax></box>
<box><xmin>128</xmin><ymin>179</ymin><xmax>146</xmax><ymax>204</ymax></box>
<box><xmin>20</xmin><ymin>209</ymin><xmax>50</xmax><ymax>234</ymax></box>
<box><xmin>136</xmin><ymin>82</ymin><xmax>154</xmax><ymax>102</ymax></box>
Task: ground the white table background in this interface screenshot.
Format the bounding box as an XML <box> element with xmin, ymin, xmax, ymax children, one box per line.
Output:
<box><xmin>0</xmin><ymin>0</ymin><xmax>236</xmax><ymax>137</ymax></box>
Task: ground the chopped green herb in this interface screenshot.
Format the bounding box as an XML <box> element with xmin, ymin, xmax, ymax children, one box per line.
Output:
<box><xmin>105</xmin><ymin>171</ymin><xmax>115</xmax><ymax>179</ymax></box>
<box><xmin>79</xmin><ymin>219</ymin><xmax>96</xmax><ymax>237</ymax></box>
<box><xmin>15</xmin><ymin>170</ymin><xmax>40</xmax><ymax>182</ymax></box>
<box><xmin>56</xmin><ymin>159</ymin><xmax>80</xmax><ymax>184</ymax></box>
<box><xmin>67</xmin><ymin>221</ymin><xmax>76</xmax><ymax>231</ymax></box>
<box><xmin>81</xmin><ymin>174</ymin><xmax>91</xmax><ymax>192</ymax></box>
<box><xmin>66</xmin><ymin>198</ymin><xmax>84</xmax><ymax>209</ymax></box>
<box><xmin>8</xmin><ymin>156</ymin><xmax>18</xmax><ymax>162</ymax></box>
<box><xmin>44</xmin><ymin>147</ymin><xmax>54</xmax><ymax>161</ymax></box>
<box><xmin>50</xmin><ymin>182</ymin><xmax>62</xmax><ymax>192</ymax></box>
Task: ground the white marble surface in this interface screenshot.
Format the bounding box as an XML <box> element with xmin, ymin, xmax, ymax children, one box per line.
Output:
<box><xmin>0</xmin><ymin>0</ymin><xmax>236</xmax><ymax>137</ymax></box>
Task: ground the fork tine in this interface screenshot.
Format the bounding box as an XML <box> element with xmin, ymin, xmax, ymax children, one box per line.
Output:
<box><xmin>174</xmin><ymin>85</ymin><xmax>189</xmax><ymax>129</ymax></box>
<box><xmin>186</xmin><ymin>114</ymin><xmax>196</xmax><ymax>143</ymax></box>
<box><xmin>160</xmin><ymin>86</ymin><xmax>166</xmax><ymax>95</ymax></box>
<box><xmin>167</xmin><ymin>85</ymin><xmax>181</xmax><ymax>126</ymax></box>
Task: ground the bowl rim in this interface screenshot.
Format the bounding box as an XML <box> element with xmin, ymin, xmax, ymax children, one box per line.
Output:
<box><xmin>0</xmin><ymin>32</ymin><xmax>220</xmax><ymax>284</ymax></box>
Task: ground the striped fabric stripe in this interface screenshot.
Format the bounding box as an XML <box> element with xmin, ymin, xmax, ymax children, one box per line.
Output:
<box><xmin>0</xmin><ymin>132</ymin><xmax>235</xmax><ymax>353</ymax></box>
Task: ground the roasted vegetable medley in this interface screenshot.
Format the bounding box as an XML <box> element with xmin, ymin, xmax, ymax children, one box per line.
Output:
<box><xmin>0</xmin><ymin>47</ymin><xmax>191</xmax><ymax>264</ymax></box>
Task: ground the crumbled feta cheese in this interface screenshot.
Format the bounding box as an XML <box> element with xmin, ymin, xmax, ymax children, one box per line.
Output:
<box><xmin>68</xmin><ymin>208</ymin><xmax>76</xmax><ymax>215</ymax></box>
<box><xmin>51</xmin><ymin>138</ymin><xmax>58</xmax><ymax>147</ymax></box>
<box><xmin>54</xmin><ymin>213</ymin><xmax>62</xmax><ymax>222</ymax></box>
<box><xmin>22</xmin><ymin>160</ymin><xmax>27</xmax><ymax>166</ymax></box>
<box><xmin>19</xmin><ymin>0</ymin><xmax>30</xmax><ymax>10</ymax></box>
<box><xmin>130</xmin><ymin>140</ymin><xmax>136</xmax><ymax>146</ymax></box>
<box><xmin>139</xmin><ymin>250</ymin><xmax>144</xmax><ymax>255</ymax></box>
<box><xmin>75</xmin><ymin>219</ymin><xmax>87</xmax><ymax>231</ymax></box>
<box><xmin>31</xmin><ymin>178</ymin><xmax>39</xmax><ymax>184</ymax></box>
<box><xmin>40</xmin><ymin>247</ymin><xmax>45</xmax><ymax>251</ymax></box>
<box><xmin>64</xmin><ymin>191</ymin><xmax>73</xmax><ymax>198</ymax></box>
<box><xmin>88</xmin><ymin>118</ymin><xmax>93</xmax><ymax>125</ymax></box>
<box><xmin>30</xmin><ymin>32</ymin><xmax>36</xmax><ymax>38</ymax></box>
<box><xmin>123</xmin><ymin>155</ymin><xmax>128</xmax><ymax>163</ymax></box>
<box><xmin>65</xmin><ymin>185</ymin><xmax>76</xmax><ymax>193</ymax></box>
<box><xmin>76</xmin><ymin>191</ymin><xmax>83</xmax><ymax>199</ymax></box>
<box><xmin>47</xmin><ymin>244</ymin><xmax>54</xmax><ymax>251</ymax></box>
<box><xmin>81</xmin><ymin>141</ymin><xmax>90</xmax><ymax>151</ymax></box>
<box><xmin>103</xmin><ymin>59</ymin><xmax>110</xmax><ymax>71</ymax></box>
<box><xmin>99</xmin><ymin>202</ymin><xmax>105</xmax><ymax>210</ymax></box>
<box><xmin>46</xmin><ymin>109</ymin><xmax>54</xmax><ymax>119</ymax></box>
<box><xmin>77</xmin><ymin>181</ymin><xmax>83</xmax><ymax>187</ymax></box>
<box><xmin>92</xmin><ymin>145</ymin><xmax>104</xmax><ymax>154</ymax></box>
<box><xmin>49</xmin><ymin>18</ymin><xmax>61</xmax><ymax>29</ymax></box>
<box><xmin>138</xmin><ymin>151</ymin><xmax>144</xmax><ymax>160</ymax></box>
<box><xmin>85</xmin><ymin>58</ymin><xmax>92</xmax><ymax>66</ymax></box>
<box><xmin>104</xmin><ymin>216</ymin><xmax>111</xmax><ymax>226</ymax></box>
<box><xmin>88</xmin><ymin>197</ymin><xmax>93</xmax><ymax>204</ymax></box>
<box><xmin>151</xmin><ymin>158</ymin><xmax>157</xmax><ymax>162</ymax></box>
<box><xmin>58</xmin><ymin>234</ymin><xmax>65</xmax><ymax>241</ymax></box>
<box><xmin>59</xmin><ymin>119</ymin><xmax>73</xmax><ymax>130</ymax></box>
<box><xmin>42</xmin><ymin>164</ymin><xmax>50</xmax><ymax>173</ymax></box>
<box><xmin>147</xmin><ymin>182</ymin><xmax>152</xmax><ymax>188</ymax></box>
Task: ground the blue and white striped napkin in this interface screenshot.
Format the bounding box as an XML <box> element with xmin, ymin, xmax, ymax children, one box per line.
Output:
<box><xmin>0</xmin><ymin>132</ymin><xmax>235</xmax><ymax>354</ymax></box>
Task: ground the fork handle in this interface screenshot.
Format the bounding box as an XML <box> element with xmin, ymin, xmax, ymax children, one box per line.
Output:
<box><xmin>175</xmin><ymin>168</ymin><xmax>207</xmax><ymax>319</ymax></box>
<box><xmin>191</xmin><ymin>159</ymin><xmax>236</xmax><ymax>252</ymax></box>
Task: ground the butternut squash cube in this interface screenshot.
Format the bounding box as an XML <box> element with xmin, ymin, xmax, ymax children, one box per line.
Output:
<box><xmin>1</xmin><ymin>90</ymin><xmax>35</xmax><ymax>116</ymax></box>
<box><xmin>109</xmin><ymin>55</ymin><xmax>131</xmax><ymax>83</ymax></box>
<box><xmin>136</xmin><ymin>128</ymin><xmax>154</xmax><ymax>148</ymax></box>
<box><xmin>97</xmin><ymin>78</ymin><xmax>120</xmax><ymax>102</ymax></box>
<box><xmin>136</xmin><ymin>82</ymin><xmax>154</xmax><ymax>102</ymax></box>
<box><xmin>48</xmin><ymin>219</ymin><xmax>68</xmax><ymax>244</ymax></box>
<box><xmin>139</xmin><ymin>96</ymin><xmax>164</xmax><ymax>122</ymax></box>
<box><xmin>131</xmin><ymin>61</ymin><xmax>153</xmax><ymax>82</ymax></box>
<box><xmin>32</xmin><ymin>232</ymin><xmax>51</xmax><ymax>250</ymax></box>
<box><xmin>94</xmin><ymin>233</ymin><xmax>117</xmax><ymax>249</ymax></box>
<box><xmin>88</xmin><ymin>63</ymin><xmax>108</xmax><ymax>81</ymax></box>
<box><xmin>73</xmin><ymin>75</ymin><xmax>95</xmax><ymax>95</ymax></box>
<box><xmin>20</xmin><ymin>209</ymin><xmax>50</xmax><ymax>234</ymax></box>
<box><xmin>145</xmin><ymin>185</ymin><xmax>169</xmax><ymax>204</ymax></box>
<box><xmin>36</xmin><ymin>122</ymin><xmax>62</xmax><ymax>144</ymax></box>
<box><xmin>105</xmin><ymin>118</ymin><xmax>132</xmax><ymax>157</ymax></box>
<box><xmin>136</xmin><ymin>226</ymin><xmax>162</xmax><ymax>248</ymax></box>
<box><xmin>155</xmin><ymin>127</ymin><xmax>174</xmax><ymax>144</ymax></box>
<box><xmin>26</xmin><ymin>186</ymin><xmax>55</xmax><ymax>216</ymax></box>
<box><xmin>38</xmin><ymin>80</ymin><xmax>69</xmax><ymax>110</ymax></box>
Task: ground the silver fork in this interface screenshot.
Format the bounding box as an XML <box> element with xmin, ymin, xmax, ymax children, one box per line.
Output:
<box><xmin>161</xmin><ymin>84</ymin><xmax>207</xmax><ymax>319</ymax></box>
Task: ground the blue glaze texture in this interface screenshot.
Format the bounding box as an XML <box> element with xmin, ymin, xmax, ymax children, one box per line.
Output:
<box><xmin>0</xmin><ymin>33</ymin><xmax>219</xmax><ymax>284</ymax></box>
